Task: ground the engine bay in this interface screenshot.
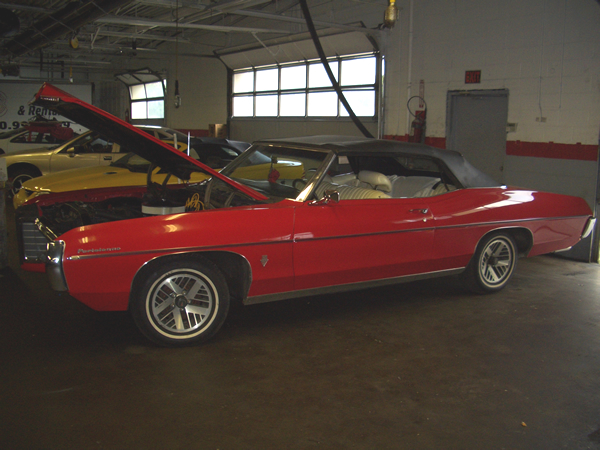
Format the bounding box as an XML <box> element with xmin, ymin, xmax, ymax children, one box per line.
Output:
<box><xmin>30</xmin><ymin>178</ymin><xmax>264</xmax><ymax>238</ymax></box>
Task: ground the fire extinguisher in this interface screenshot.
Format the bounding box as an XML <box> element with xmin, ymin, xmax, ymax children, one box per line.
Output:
<box><xmin>407</xmin><ymin>96</ymin><xmax>427</xmax><ymax>144</ymax></box>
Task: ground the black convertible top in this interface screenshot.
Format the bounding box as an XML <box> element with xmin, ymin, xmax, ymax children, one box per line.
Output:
<box><xmin>255</xmin><ymin>136</ymin><xmax>501</xmax><ymax>189</ymax></box>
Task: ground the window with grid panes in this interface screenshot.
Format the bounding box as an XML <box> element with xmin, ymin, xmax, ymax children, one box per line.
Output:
<box><xmin>130</xmin><ymin>80</ymin><xmax>166</xmax><ymax>119</ymax></box>
<box><xmin>232</xmin><ymin>54</ymin><xmax>378</xmax><ymax>118</ymax></box>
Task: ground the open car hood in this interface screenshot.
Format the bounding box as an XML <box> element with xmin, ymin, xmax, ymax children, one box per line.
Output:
<box><xmin>32</xmin><ymin>83</ymin><xmax>266</xmax><ymax>201</ymax></box>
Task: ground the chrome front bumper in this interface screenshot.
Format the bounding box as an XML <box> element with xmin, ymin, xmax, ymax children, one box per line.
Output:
<box><xmin>582</xmin><ymin>217</ymin><xmax>596</xmax><ymax>239</ymax></box>
<box><xmin>46</xmin><ymin>241</ymin><xmax>68</xmax><ymax>292</ymax></box>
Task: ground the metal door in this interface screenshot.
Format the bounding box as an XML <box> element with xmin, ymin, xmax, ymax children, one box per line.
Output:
<box><xmin>446</xmin><ymin>90</ymin><xmax>509</xmax><ymax>184</ymax></box>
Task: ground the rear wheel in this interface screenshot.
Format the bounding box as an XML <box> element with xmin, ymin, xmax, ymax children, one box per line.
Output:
<box><xmin>130</xmin><ymin>259</ymin><xmax>230</xmax><ymax>346</ymax></box>
<box><xmin>464</xmin><ymin>232</ymin><xmax>518</xmax><ymax>294</ymax></box>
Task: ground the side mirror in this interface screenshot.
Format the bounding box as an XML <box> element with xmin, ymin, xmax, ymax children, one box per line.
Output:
<box><xmin>309</xmin><ymin>190</ymin><xmax>340</xmax><ymax>206</ymax></box>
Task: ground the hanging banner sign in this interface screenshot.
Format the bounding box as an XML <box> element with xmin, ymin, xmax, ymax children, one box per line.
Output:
<box><xmin>0</xmin><ymin>82</ymin><xmax>90</xmax><ymax>133</ymax></box>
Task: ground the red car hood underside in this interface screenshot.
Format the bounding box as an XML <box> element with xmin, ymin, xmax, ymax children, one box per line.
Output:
<box><xmin>32</xmin><ymin>83</ymin><xmax>266</xmax><ymax>201</ymax></box>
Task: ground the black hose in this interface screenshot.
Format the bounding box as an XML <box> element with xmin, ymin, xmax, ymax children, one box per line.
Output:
<box><xmin>298</xmin><ymin>0</ymin><xmax>374</xmax><ymax>139</ymax></box>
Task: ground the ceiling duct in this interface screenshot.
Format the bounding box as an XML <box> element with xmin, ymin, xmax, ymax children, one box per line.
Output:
<box><xmin>0</xmin><ymin>0</ymin><xmax>134</xmax><ymax>59</ymax></box>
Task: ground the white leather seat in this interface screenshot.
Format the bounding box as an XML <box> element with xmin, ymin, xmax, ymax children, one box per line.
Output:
<box><xmin>315</xmin><ymin>181</ymin><xmax>390</xmax><ymax>200</ymax></box>
<box><xmin>331</xmin><ymin>173</ymin><xmax>358</xmax><ymax>185</ymax></box>
<box><xmin>357</xmin><ymin>170</ymin><xmax>392</xmax><ymax>192</ymax></box>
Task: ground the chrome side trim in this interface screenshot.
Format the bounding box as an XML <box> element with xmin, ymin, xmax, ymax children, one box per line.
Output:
<box><xmin>69</xmin><ymin>238</ymin><xmax>290</xmax><ymax>261</ymax></box>
<box><xmin>555</xmin><ymin>246</ymin><xmax>573</xmax><ymax>253</ymax></box>
<box><xmin>431</xmin><ymin>215</ymin><xmax>590</xmax><ymax>234</ymax></box>
<box><xmin>244</xmin><ymin>267</ymin><xmax>465</xmax><ymax>305</ymax></box>
<box><xmin>582</xmin><ymin>217</ymin><xmax>596</xmax><ymax>239</ymax></box>
<box><xmin>46</xmin><ymin>241</ymin><xmax>68</xmax><ymax>292</ymax></box>
<box><xmin>66</xmin><ymin>215</ymin><xmax>590</xmax><ymax>262</ymax></box>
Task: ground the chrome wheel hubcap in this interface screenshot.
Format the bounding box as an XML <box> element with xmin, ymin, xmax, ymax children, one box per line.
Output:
<box><xmin>11</xmin><ymin>174</ymin><xmax>33</xmax><ymax>196</ymax></box>
<box><xmin>149</xmin><ymin>271</ymin><xmax>216</xmax><ymax>335</ymax></box>
<box><xmin>480</xmin><ymin>238</ymin><xmax>514</xmax><ymax>286</ymax></box>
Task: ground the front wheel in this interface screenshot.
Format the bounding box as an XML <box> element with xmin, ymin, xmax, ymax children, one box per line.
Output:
<box><xmin>463</xmin><ymin>232</ymin><xmax>518</xmax><ymax>294</ymax></box>
<box><xmin>9</xmin><ymin>167</ymin><xmax>40</xmax><ymax>198</ymax></box>
<box><xmin>130</xmin><ymin>259</ymin><xmax>230</xmax><ymax>346</ymax></box>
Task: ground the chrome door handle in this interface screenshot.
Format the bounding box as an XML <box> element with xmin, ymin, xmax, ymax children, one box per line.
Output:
<box><xmin>409</xmin><ymin>208</ymin><xmax>429</xmax><ymax>214</ymax></box>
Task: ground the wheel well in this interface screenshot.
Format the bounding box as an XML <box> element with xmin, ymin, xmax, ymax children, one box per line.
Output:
<box><xmin>129</xmin><ymin>251</ymin><xmax>252</xmax><ymax>309</ymax></box>
<box><xmin>7</xmin><ymin>163</ymin><xmax>42</xmax><ymax>178</ymax></box>
<box><xmin>478</xmin><ymin>227</ymin><xmax>533</xmax><ymax>258</ymax></box>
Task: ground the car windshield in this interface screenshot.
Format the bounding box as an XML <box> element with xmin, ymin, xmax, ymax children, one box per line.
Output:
<box><xmin>171</xmin><ymin>130</ymin><xmax>189</xmax><ymax>141</ymax></box>
<box><xmin>219</xmin><ymin>145</ymin><xmax>330</xmax><ymax>199</ymax></box>
<box><xmin>110</xmin><ymin>152</ymin><xmax>152</xmax><ymax>172</ymax></box>
<box><xmin>0</xmin><ymin>129</ymin><xmax>24</xmax><ymax>139</ymax></box>
<box><xmin>138</xmin><ymin>126</ymin><xmax>188</xmax><ymax>142</ymax></box>
<box><xmin>111</xmin><ymin>146</ymin><xmax>202</xmax><ymax>173</ymax></box>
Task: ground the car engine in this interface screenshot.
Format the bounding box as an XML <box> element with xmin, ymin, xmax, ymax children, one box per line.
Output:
<box><xmin>39</xmin><ymin>198</ymin><xmax>145</xmax><ymax>235</ymax></box>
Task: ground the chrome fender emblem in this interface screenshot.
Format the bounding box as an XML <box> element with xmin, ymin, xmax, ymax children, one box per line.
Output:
<box><xmin>260</xmin><ymin>255</ymin><xmax>269</xmax><ymax>267</ymax></box>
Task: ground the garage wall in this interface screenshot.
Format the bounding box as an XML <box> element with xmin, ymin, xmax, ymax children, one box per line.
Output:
<box><xmin>230</xmin><ymin>120</ymin><xmax>378</xmax><ymax>144</ymax></box>
<box><xmin>0</xmin><ymin>80</ymin><xmax>91</xmax><ymax>134</ymax></box>
<box><xmin>163</xmin><ymin>54</ymin><xmax>229</xmax><ymax>136</ymax></box>
<box><xmin>383</xmin><ymin>0</ymin><xmax>600</xmax><ymax>208</ymax></box>
<box><xmin>0</xmin><ymin>62</ymin><xmax>131</xmax><ymax>124</ymax></box>
<box><xmin>94</xmin><ymin>81</ymin><xmax>129</xmax><ymax>121</ymax></box>
<box><xmin>384</xmin><ymin>0</ymin><xmax>600</xmax><ymax>145</ymax></box>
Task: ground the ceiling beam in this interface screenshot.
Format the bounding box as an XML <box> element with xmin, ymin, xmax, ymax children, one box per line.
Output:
<box><xmin>133</xmin><ymin>0</ymin><xmax>382</xmax><ymax>36</ymax></box>
<box><xmin>53</xmin><ymin>40</ymin><xmax>159</xmax><ymax>52</ymax></box>
<box><xmin>0</xmin><ymin>2</ymin><xmax>53</xmax><ymax>13</ymax></box>
<box><xmin>19</xmin><ymin>59</ymin><xmax>113</xmax><ymax>66</ymax></box>
<box><xmin>134</xmin><ymin>0</ymin><xmax>271</xmax><ymax>10</ymax></box>
<box><xmin>230</xmin><ymin>9</ymin><xmax>384</xmax><ymax>36</ymax></box>
<box><xmin>0</xmin><ymin>0</ymin><xmax>135</xmax><ymax>59</ymax></box>
<box><xmin>96</xmin><ymin>15</ymin><xmax>293</xmax><ymax>34</ymax></box>
<box><xmin>95</xmin><ymin>30</ymin><xmax>191</xmax><ymax>43</ymax></box>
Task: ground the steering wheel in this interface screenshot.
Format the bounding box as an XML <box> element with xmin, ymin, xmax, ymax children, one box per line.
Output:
<box><xmin>146</xmin><ymin>163</ymin><xmax>172</xmax><ymax>202</ymax></box>
<box><xmin>292</xmin><ymin>168</ymin><xmax>317</xmax><ymax>191</ymax></box>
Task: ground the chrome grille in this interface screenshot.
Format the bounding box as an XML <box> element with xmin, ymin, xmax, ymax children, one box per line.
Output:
<box><xmin>21</xmin><ymin>222</ymin><xmax>50</xmax><ymax>262</ymax></box>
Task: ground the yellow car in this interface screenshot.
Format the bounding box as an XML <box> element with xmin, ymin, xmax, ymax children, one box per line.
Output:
<box><xmin>13</xmin><ymin>137</ymin><xmax>249</xmax><ymax>208</ymax></box>
<box><xmin>2</xmin><ymin>125</ymin><xmax>227</xmax><ymax>196</ymax></box>
<box><xmin>14</xmin><ymin>142</ymin><xmax>305</xmax><ymax>208</ymax></box>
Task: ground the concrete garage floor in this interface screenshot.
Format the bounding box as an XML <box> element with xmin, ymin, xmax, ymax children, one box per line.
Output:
<box><xmin>1</xmin><ymin>205</ymin><xmax>600</xmax><ymax>450</ymax></box>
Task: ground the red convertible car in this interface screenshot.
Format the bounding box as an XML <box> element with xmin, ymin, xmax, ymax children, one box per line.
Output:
<box><xmin>16</xmin><ymin>83</ymin><xmax>595</xmax><ymax>346</ymax></box>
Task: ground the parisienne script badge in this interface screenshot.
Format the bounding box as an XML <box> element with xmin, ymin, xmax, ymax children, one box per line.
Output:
<box><xmin>77</xmin><ymin>247</ymin><xmax>121</xmax><ymax>254</ymax></box>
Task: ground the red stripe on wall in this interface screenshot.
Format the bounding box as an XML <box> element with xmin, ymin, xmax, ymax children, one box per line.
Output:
<box><xmin>177</xmin><ymin>129</ymin><xmax>210</xmax><ymax>137</ymax></box>
<box><xmin>506</xmin><ymin>141</ymin><xmax>598</xmax><ymax>161</ymax></box>
<box><xmin>384</xmin><ymin>135</ymin><xmax>598</xmax><ymax>162</ymax></box>
<box><xmin>383</xmin><ymin>135</ymin><xmax>447</xmax><ymax>149</ymax></box>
